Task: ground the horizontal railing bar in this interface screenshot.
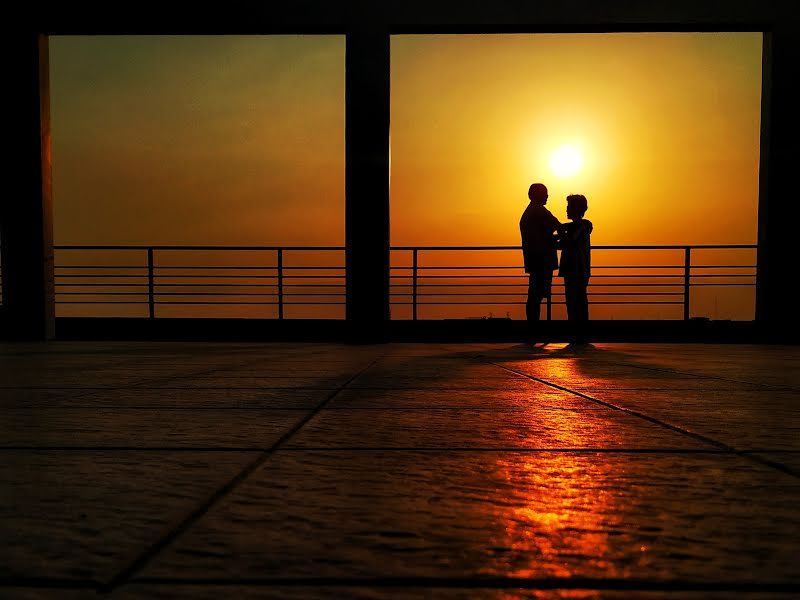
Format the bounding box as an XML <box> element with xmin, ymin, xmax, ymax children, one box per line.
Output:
<box><xmin>57</xmin><ymin>275</ymin><xmax>149</xmax><ymax>279</ymax></box>
<box><xmin>57</xmin><ymin>294</ymin><xmax>345</xmax><ymax>298</ymax></box>
<box><xmin>409</xmin><ymin>301</ymin><xmax>684</xmax><ymax>305</ymax></box>
<box><xmin>403</xmin><ymin>265</ymin><xmax>685</xmax><ymax>270</ymax></box>
<box><xmin>58</xmin><ymin>301</ymin><xmax>148</xmax><ymax>304</ymax></box>
<box><xmin>59</xmin><ymin>291</ymin><xmax>691</xmax><ymax>298</ymax></box>
<box><xmin>151</xmin><ymin>283</ymin><xmax>340</xmax><ymax>288</ymax></box>
<box><xmin>390</xmin><ymin>245</ymin><xmax>756</xmax><ymax>250</ymax></box>
<box><xmin>390</xmin><ymin>275</ymin><xmax>526</xmax><ymax>279</ymax></box>
<box><xmin>392</xmin><ymin>266</ymin><xmax>524</xmax><ymax>270</ymax></box>
<box><xmin>395</xmin><ymin>275</ymin><xmax>660</xmax><ymax>280</ymax></box>
<box><xmin>55</xmin><ymin>284</ymin><xmax>149</xmax><ymax>287</ymax></box>
<box><xmin>593</xmin><ymin>266</ymin><xmax>755</xmax><ymax>270</ymax></box>
<box><xmin>152</xmin><ymin>266</ymin><xmax>344</xmax><ymax>270</ymax></box>
<box><xmin>154</xmin><ymin>276</ymin><xmax>279</xmax><ymax>280</ymax></box>
<box><xmin>56</xmin><ymin>264</ymin><xmax>756</xmax><ymax>271</ymax></box>
<box><xmin>155</xmin><ymin>266</ymin><xmax>279</xmax><ymax>271</ymax></box>
<box><xmin>591</xmin><ymin>266</ymin><xmax>696</xmax><ymax>270</ymax></box>
<box><xmin>55</xmin><ymin>265</ymin><xmax>345</xmax><ymax>271</ymax></box>
<box><xmin>678</xmin><ymin>274</ymin><xmax>756</xmax><ymax>279</ymax></box>
<box><xmin>56</xmin><ymin>265</ymin><xmax>148</xmax><ymax>270</ymax></box>
<box><xmin>54</xmin><ymin>273</ymin><xmax>756</xmax><ymax>279</ymax></box>
<box><xmin>146</xmin><ymin>275</ymin><xmax>344</xmax><ymax>280</ymax></box>
<box><xmin>55</xmin><ymin>245</ymin><xmax>345</xmax><ymax>251</ymax></box>
<box><xmin>55</xmin><ymin>283</ymin><xmax>345</xmax><ymax>289</ymax></box>
<box><xmin>55</xmin><ymin>244</ymin><xmax>756</xmax><ymax>251</ymax></box>
<box><xmin>392</xmin><ymin>283</ymin><xmax>690</xmax><ymax>288</ymax></box>
<box><xmin>150</xmin><ymin>293</ymin><xmax>344</xmax><ymax>297</ymax></box>
<box><xmin>395</xmin><ymin>274</ymin><xmax>756</xmax><ymax>279</ymax></box>
<box><xmin>155</xmin><ymin>293</ymin><xmax>278</xmax><ymax>297</ymax></box>
<box><xmin>389</xmin><ymin>265</ymin><xmax>757</xmax><ymax>271</ymax></box>
<box><xmin>273</xmin><ymin>284</ymin><xmax>344</xmax><ymax>288</ymax></box>
<box><xmin>55</xmin><ymin>288</ymin><xmax>749</xmax><ymax>299</ymax></box>
<box><xmin>57</xmin><ymin>292</ymin><xmax>150</xmax><ymax>296</ymax></box>
<box><xmin>393</xmin><ymin>265</ymin><xmax>694</xmax><ymax>270</ymax></box>
<box><xmin>57</xmin><ymin>301</ymin><xmax>345</xmax><ymax>306</ymax></box>
<box><xmin>407</xmin><ymin>292</ymin><xmax>686</xmax><ymax>297</ymax></box>
<box><xmin>155</xmin><ymin>301</ymin><xmax>345</xmax><ymax>305</ymax></box>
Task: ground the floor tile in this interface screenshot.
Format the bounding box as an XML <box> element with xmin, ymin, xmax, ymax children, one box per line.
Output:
<box><xmin>0</xmin><ymin>409</ymin><xmax>308</xmax><ymax>448</ymax></box>
<box><xmin>0</xmin><ymin>451</ymin><xmax>256</xmax><ymax>581</ymax></box>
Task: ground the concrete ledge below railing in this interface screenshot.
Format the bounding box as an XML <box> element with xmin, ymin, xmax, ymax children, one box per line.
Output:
<box><xmin>39</xmin><ymin>316</ymin><xmax>789</xmax><ymax>344</ymax></box>
<box><xmin>390</xmin><ymin>318</ymin><xmax>766</xmax><ymax>343</ymax></box>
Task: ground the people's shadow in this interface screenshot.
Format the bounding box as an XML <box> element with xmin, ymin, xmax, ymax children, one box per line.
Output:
<box><xmin>443</xmin><ymin>341</ymin><xmax>600</xmax><ymax>362</ymax></box>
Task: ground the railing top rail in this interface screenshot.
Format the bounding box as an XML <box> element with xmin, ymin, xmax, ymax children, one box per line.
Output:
<box><xmin>54</xmin><ymin>245</ymin><xmax>345</xmax><ymax>251</ymax></box>
<box><xmin>55</xmin><ymin>244</ymin><xmax>758</xmax><ymax>251</ymax></box>
<box><xmin>391</xmin><ymin>244</ymin><xmax>757</xmax><ymax>250</ymax></box>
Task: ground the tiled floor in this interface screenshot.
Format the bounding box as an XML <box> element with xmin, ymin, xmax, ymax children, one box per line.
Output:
<box><xmin>1</xmin><ymin>341</ymin><xmax>798</xmax><ymax>599</ymax></box>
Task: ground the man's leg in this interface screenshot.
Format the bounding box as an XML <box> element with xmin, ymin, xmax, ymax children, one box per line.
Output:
<box><xmin>526</xmin><ymin>269</ymin><xmax>553</xmax><ymax>342</ymax></box>
<box><xmin>526</xmin><ymin>274</ymin><xmax>540</xmax><ymax>322</ymax></box>
<box><xmin>525</xmin><ymin>273</ymin><xmax>543</xmax><ymax>343</ymax></box>
<box><xmin>540</xmin><ymin>269</ymin><xmax>553</xmax><ymax>323</ymax></box>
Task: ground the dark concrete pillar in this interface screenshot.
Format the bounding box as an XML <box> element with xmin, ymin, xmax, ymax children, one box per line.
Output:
<box><xmin>756</xmin><ymin>25</ymin><xmax>800</xmax><ymax>338</ymax></box>
<box><xmin>1</xmin><ymin>34</ymin><xmax>55</xmax><ymax>340</ymax></box>
<box><xmin>345</xmin><ymin>32</ymin><xmax>391</xmax><ymax>341</ymax></box>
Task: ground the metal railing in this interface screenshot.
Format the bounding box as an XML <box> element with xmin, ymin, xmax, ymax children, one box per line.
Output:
<box><xmin>54</xmin><ymin>246</ymin><xmax>345</xmax><ymax>319</ymax></box>
<box><xmin>390</xmin><ymin>245</ymin><xmax>757</xmax><ymax>321</ymax></box>
<box><xmin>53</xmin><ymin>244</ymin><xmax>757</xmax><ymax>320</ymax></box>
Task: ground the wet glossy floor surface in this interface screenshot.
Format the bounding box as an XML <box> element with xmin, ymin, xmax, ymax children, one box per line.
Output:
<box><xmin>1</xmin><ymin>341</ymin><xmax>798</xmax><ymax>599</ymax></box>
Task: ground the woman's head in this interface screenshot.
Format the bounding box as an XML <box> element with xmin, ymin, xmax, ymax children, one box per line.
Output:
<box><xmin>566</xmin><ymin>194</ymin><xmax>588</xmax><ymax>219</ymax></box>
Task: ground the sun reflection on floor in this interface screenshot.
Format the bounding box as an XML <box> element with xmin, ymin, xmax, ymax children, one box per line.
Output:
<box><xmin>486</xmin><ymin>348</ymin><xmax>638</xmax><ymax>580</ymax></box>
<box><xmin>491</xmin><ymin>454</ymin><xmax>625</xmax><ymax>579</ymax></box>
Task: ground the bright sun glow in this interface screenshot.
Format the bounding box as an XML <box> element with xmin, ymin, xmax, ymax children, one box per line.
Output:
<box><xmin>549</xmin><ymin>145</ymin><xmax>584</xmax><ymax>177</ymax></box>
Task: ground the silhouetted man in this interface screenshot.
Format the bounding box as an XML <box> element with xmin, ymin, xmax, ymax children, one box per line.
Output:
<box><xmin>520</xmin><ymin>183</ymin><xmax>560</xmax><ymax>339</ymax></box>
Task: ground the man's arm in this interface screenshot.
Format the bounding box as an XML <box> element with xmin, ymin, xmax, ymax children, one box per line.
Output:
<box><xmin>547</xmin><ymin>210</ymin><xmax>561</xmax><ymax>232</ymax></box>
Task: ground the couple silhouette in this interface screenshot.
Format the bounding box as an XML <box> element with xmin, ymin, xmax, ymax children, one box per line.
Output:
<box><xmin>520</xmin><ymin>182</ymin><xmax>593</xmax><ymax>343</ymax></box>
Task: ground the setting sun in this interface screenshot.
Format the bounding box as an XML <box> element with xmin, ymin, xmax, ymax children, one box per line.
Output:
<box><xmin>549</xmin><ymin>145</ymin><xmax>584</xmax><ymax>177</ymax></box>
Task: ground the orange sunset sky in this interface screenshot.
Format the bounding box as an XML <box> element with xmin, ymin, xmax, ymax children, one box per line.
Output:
<box><xmin>49</xmin><ymin>33</ymin><xmax>763</xmax><ymax>320</ymax></box>
<box><xmin>50</xmin><ymin>32</ymin><xmax>762</xmax><ymax>247</ymax></box>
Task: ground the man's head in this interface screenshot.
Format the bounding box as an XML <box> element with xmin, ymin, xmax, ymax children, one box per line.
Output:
<box><xmin>566</xmin><ymin>194</ymin><xmax>588</xmax><ymax>220</ymax></box>
<box><xmin>528</xmin><ymin>183</ymin><xmax>548</xmax><ymax>205</ymax></box>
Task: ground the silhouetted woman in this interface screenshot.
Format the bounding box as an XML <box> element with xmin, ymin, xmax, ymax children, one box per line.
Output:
<box><xmin>557</xmin><ymin>194</ymin><xmax>593</xmax><ymax>342</ymax></box>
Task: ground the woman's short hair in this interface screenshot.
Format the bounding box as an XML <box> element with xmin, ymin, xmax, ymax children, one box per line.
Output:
<box><xmin>567</xmin><ymin>194</ymin><xmax>588</xmax><ymax>212</ymax></box>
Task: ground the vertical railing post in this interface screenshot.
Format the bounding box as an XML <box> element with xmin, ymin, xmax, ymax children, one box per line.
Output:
<box><xmin>277</xmin><ymin>248</ymin><xmax>284</xmax><ymax>320</ymax></box>
<box><xmin>147</xmin><ymin>247</ymin><xmax>155</xmax><ymax>319</ymax></box>
<box><xmin>683</xmin><ymin>247</ymin><xmax>691</xmax><ymax>320</ymax></box>
<box><xmin>412</xmin><ymin>248</ymin><xmax>418</xmax><ymax>321</ymax></box>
